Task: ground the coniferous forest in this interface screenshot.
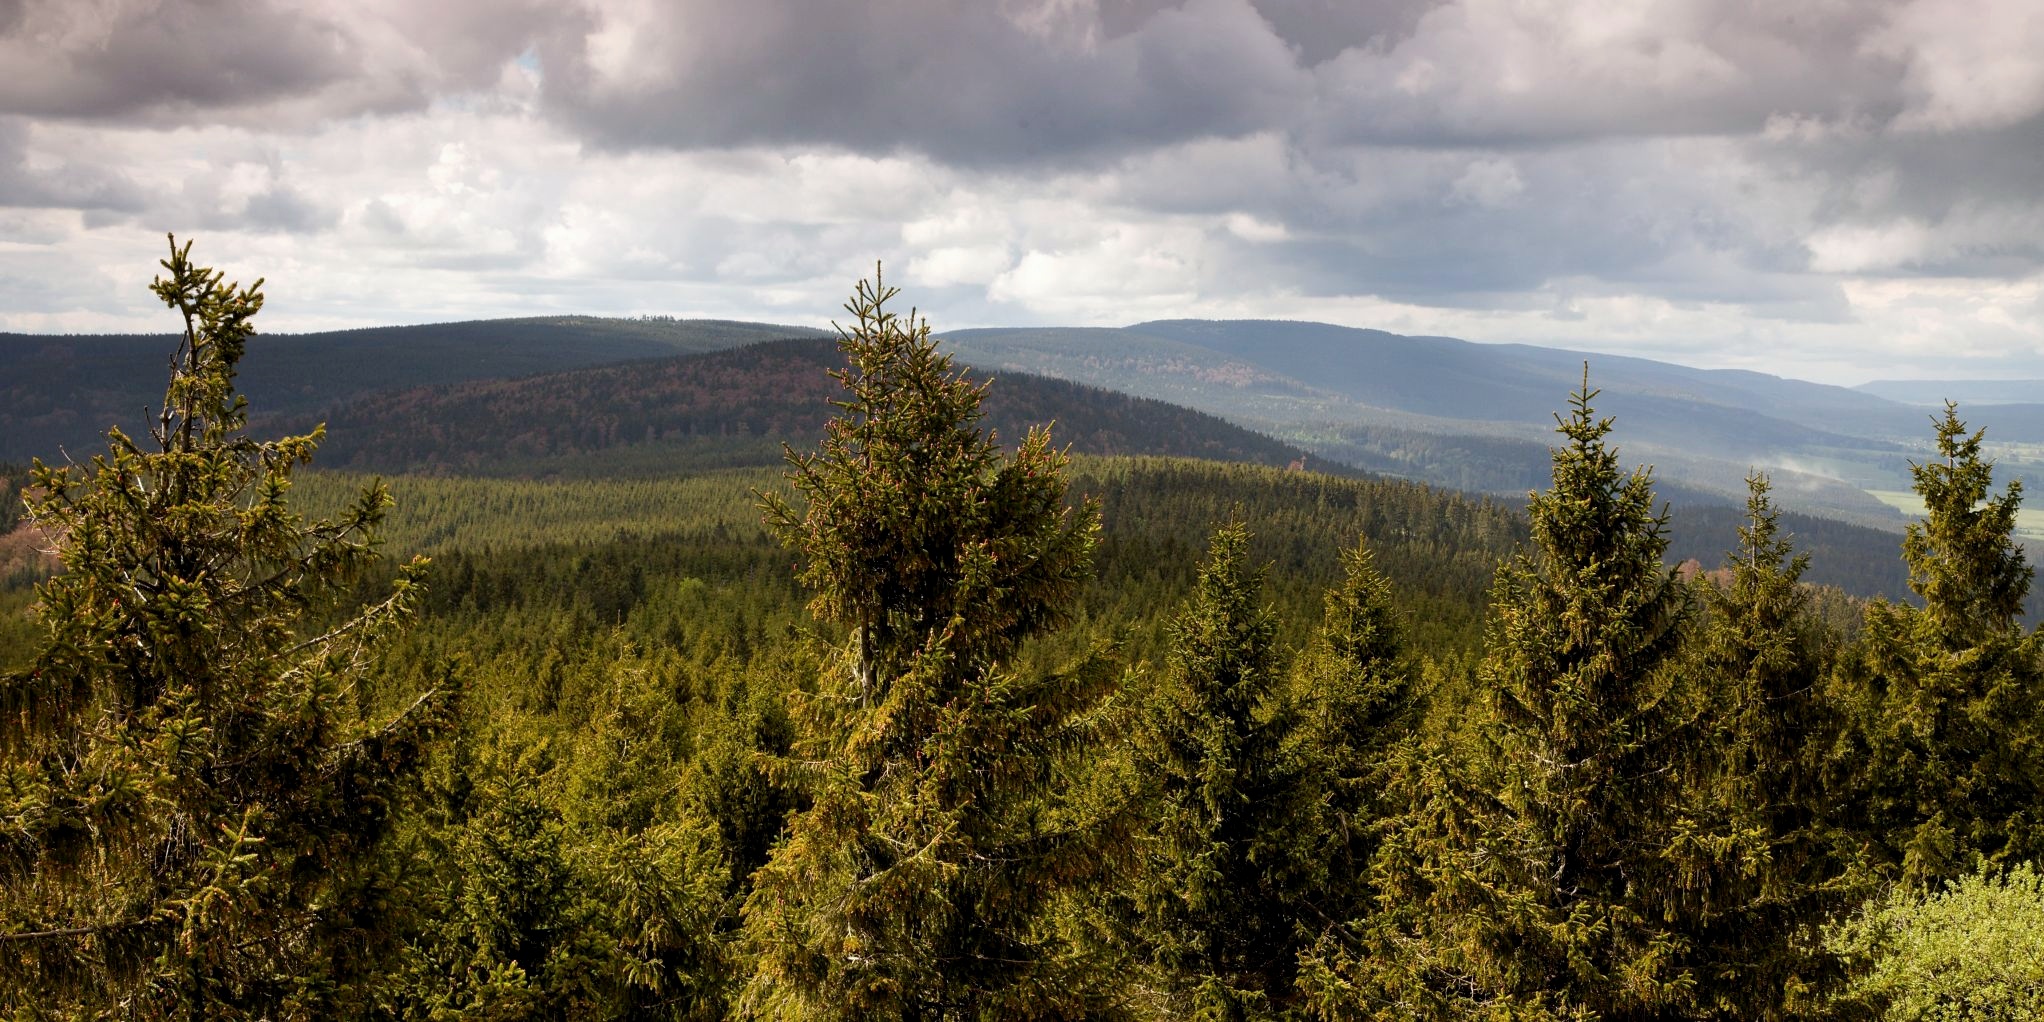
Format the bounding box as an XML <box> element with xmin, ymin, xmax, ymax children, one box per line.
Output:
<box><xmin>5</xmin><ymin>241</ymin><xmax>2044</xmax><ymax>1021</ymax></box>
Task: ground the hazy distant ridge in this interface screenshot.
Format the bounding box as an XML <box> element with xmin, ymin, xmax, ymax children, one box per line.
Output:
<box><xmin>1856</xmin><ymin>379</ymin><xmax>2044</xmax><ymax>406</ymax></box>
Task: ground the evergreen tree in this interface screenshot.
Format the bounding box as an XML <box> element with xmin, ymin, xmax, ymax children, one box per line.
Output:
<box><xmin>740</xmin><ymin>268</ymin><xmax>1120</xmax><ymax>1021</ymax></box>
<box><xmin>1827</xmin><ymin>405</ymin><xmax>2044</xmax><ymax>886</ymax></box>
<box><xmin>1361</xmin><ymin>376</ymin><xmax>1702</xmax><ymax>1021</ymax></box>
<box><xmin>1288</xmin><ymin>541</ymin><xmax>1428</xmax><ymax>1019</ymax></box>
<box><xmin>1127</xmin><ymin>521</ymin><xmax>1324</xmax><ymax>1020</ymax></box>
<box><xmin>0</xmin><ymin>237</ymin><xmax>448</xmax><ymax>1018</ymax></box>
<box><xmin>1295</xmin><ymin>539</ymin><xmax>1416</xmax><ymax>887</ymax></box>
<box><xmin>1905</xmin><ymin>404</ymin><xmax>2030</xmax><ymax>649</ymax></box>
<box><xmin>1683</xmin><ymin>474</ymin><xmax>1844</xmax><ymax>1020</ymax></box>
<box><xmin>381</xmin><ymin>725</ymin><xmax>729</xmax><ymax>1021</ymax></box>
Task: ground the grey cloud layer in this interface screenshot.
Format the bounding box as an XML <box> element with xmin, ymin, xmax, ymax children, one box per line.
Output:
<box><xmin>0</xmin><ymin>0</ymin><xmax>571</xmax><ymax>125</ymax></box>
<box><xmin>0</xmin><ymin>0</ymin><xmax>2040</xmax><ymax>376</ymax></box>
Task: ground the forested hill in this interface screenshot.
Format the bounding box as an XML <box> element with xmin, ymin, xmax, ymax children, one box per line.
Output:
<box><xmin>938</xmin><ymin>319</ymin><xmax>2044</xmax><ymax>525</ymax></box>
<box><xmin>276</xmin><ymin>336</ymin><xmax>1317</xmax><ymax>476</ymax></box>
<box><xmin>0</xmin><ymin>317</ymin><xmax>826</xmax><ymax>462</ymax></box>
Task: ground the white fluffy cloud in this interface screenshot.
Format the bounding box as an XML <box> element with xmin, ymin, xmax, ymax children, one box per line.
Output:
<box><xmin>1</xmin><ymin>0</ymin><xmax>2042</xmax><ymax>383</ymax></box>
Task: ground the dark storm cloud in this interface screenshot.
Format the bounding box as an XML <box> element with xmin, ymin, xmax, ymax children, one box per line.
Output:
<box><xmin>524</xmin><ymin>0</ymin><xmax>1928</xmax><ymax>159</ymax></box>
<box><xmin>534</xmin><ymin>0</ymin><xmax>1309</xmax><ymax>166</ymax></box>
<box><xmin>230</xmin><ymin>184</ymin><xmax>335</xmax><ymax>233</ymax></box>
<box><xmin>1092</xmin><ymin>0</ymin><xmax>1440</xmax><ymax>66</ymax></box>
<box><xmin>1303</xmin><ymin>1</ymin><xmax>1911</xmax><ymax>148</ymax></box>
<box><xmin>1750</xmin><ymin>112</ymin><xmax>2044</xmax><ymax>276</ymax></box>
<box><xmin>0</xmin><ymin>0</ymin><xmax>565</xmax><ymax>126</ymax></box>
<box><xmin>1</xmin><ymin>0</ymin><xmax>2040</xmax><ymax>372</ymax></box>
<box><xmin>512</xmin><ymin>0</ymin><xmax>2044</xmax><ymax>294</ymax></box>
<box><xmin>0</xmin><ymin>0</ymin><xmax>359</xmax><ymax>120</ymax></box>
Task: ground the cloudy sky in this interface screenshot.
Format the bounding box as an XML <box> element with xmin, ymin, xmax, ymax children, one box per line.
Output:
<box><xmin>2</xmin><ymin>0</ymin><xmax>2041</xmax><ymax>384</ymax></box>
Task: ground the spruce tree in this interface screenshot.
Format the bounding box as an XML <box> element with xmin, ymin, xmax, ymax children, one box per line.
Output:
<box><xmin>1904</xmin><ymin>404</ymin><xmax>2030</xmax><ymax>649</ymax></box>
<box><xmin>739</xmin><ymin>269</ymin><xmax>1118</xmax><ymax>1021</ymax></box>
<box><xmin>1295</xmin><ymin>539</ymin><xmax>1416</xmax><ymax>887</ymax></box>
<box><xmin>1361</xmin><ymin>376</ymin><xmax>1702</xmax><ymax>1021</ymax></box>
<box><xmin>0</xmin><ymin>237</ymin><xmax>448</xmax><ymax>1018</ymax></box>
<box><xmin>1127</xmin><ymin>521</ymin><xmax>1324</xmax><ymax>1020</ymax></box>
<box><xmin>1684</xmin><ymin>474</ymin><xmax>1843</xmax><ymax>1020</ymax></box>
<box><xmin>1828</xmin><ymin>405</ymin><xmax>2044</xmax><ymax>886</ymax></box>
<box><xmin>1288</xmin><ymin>541</ymin><xmax>1426</xmax><ymax>1019</ymax></box>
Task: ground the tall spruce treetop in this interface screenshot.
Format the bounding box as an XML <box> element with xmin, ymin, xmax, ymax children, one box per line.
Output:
<box><xmin>761</xmin><ymin>267</ymin><xmax>1096</xmax><ymax>697</ymax></box>
<box><xmin>0</xmin><ymin>237</ymin><xmax>446</xmax><ymax>1018</ymax></box>
<box><xmin>1486</xmin><ymin>378</ymin><xmax>1690</xmax><ymax>895</ymax></box>
<box><xmin>1831</xmin><ymin>404</ymin><xmax>2044</xmax><ymax>885</ymax></box>
<box><xmin>1905</xmin><ymin>403</ymin><xmax>2029</xmax><ymax>647</ymax></box>
<box><xmin>1388</xmin><ymin>374</ymin><xmax>1698</xmax><ymax>1021</ymax></box>
<box><xmin>1131</xmin><ymin>521</ymin><xmax>1323</xmax><ymax>1019</ymax></box>
<box><xmin>1685</xmin><ymin>474</ymin><xmax>1842</xmax><ymax>1021</ymax></box>
<box><xmin>742</xmin><ymin>268</ymin><xmax>1115</xmax><ymax>1021</ymax></box>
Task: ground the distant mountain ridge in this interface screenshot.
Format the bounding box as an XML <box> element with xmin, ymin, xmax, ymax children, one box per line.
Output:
<box><xmin>1856</xmin><ymin>379</ymin><xmax>2044</xmax><ymax>406</ymax></box>
<box><xmin>938</xmin><ymin>319</ymin><xmax>2044</xmax><ymax>527</ymax></box>
<box><xmin>274</xmin><ymin>336</ymin><xmax>1318</xmax><ymax>477</ymax></box>
<box><xmin>0</xmin><ymin>316</ymin><xmax>826</xmax><ymax>462</ymax></box>
<box><xmin>0</xmin><ymin>317</ymin><xmax>1985</xmax><ymax>612</ymax></box>
<box><xmin>16</xmin><ymin>312</ymin><xmax>2044</xmax><ymax>538</ymax></box>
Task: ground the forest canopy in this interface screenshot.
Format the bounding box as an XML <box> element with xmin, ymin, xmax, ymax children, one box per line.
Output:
<box><xmin>2</xmin><ymin>244</ymin><xmax>2042</xmax><ymax>1021</ymax></box>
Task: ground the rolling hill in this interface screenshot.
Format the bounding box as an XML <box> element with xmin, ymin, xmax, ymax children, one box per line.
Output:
<box><xmin>937</xmin><ymin>320</ymin><xmax>2044</xmax><ymax>526</ymax></box>
<box><xmin>0</xmin><ymin>316</ymin><xmax>827</xmax><ymax>463</ymax></box>
<box><xmin>1857</xmin><ymin>379</ymin><xmax>2044</xmax><ymax>406</ymax></box>
<box><xmin>270</xmin><ymin>336</ymin><xmax>1319</xmax><ymax>477</ymax></box>
<box><xmin>16</xmin><ymin>311</ymin><xmax>2043</xmax><ymax>550</ymax></box>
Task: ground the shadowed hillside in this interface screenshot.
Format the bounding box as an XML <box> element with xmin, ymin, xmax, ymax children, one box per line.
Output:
<box><xmin>277</xmin><ymin>337</ymin><xmax>1319</xmax><ymax>477</ymax></box>
<box><xmin>0</xmin><ymin>317</ymin><xmax>826</xmax><ymax>462</ymax></box>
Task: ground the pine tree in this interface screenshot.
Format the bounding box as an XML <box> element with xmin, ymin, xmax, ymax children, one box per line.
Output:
<box><xmin>0</xmin><ymin>237</ymin><xmax>449</xmax><ymax>1018</ymax></box>
<box><xmin>1828</xmin><ymin>404</ymin><xmax>2044</xmax><ymax>886</ymax></box>
<box><xmin>1683</xmin><ymin>474</ymin><xmax>1844</xmax><ymax>1020</ymax></box>
<box><xmin>1360</xmin><ymin>375</ymin><xmax>1702</xmax><ymax>1021</ymax></box>
<box><xmin>1127</xmin><ymin>521</ymin><xmax>1324</xmax><ymax>1020</ymax></box>
<box><xmin>739</xmin><ymin>268</ymin><xmax>1120</xmax><ymax>1021</ymax></box>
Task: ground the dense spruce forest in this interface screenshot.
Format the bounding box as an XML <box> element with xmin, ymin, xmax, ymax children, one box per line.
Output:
<box><xmin>4</xmin><ymin>242</ymin><xmax>2044</xmax><ymax>1020</ymax></box>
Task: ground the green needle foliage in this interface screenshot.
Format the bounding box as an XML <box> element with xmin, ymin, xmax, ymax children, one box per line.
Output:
<box><xmin>1905</xmin><ymin>405</ymin><xmax>2031</xmax><ymax>649</ymax></box>
<box><xmin>1128</xmin><ymin>521</ymin><xmax>1324</xmax><ymax>1020</ymax></box>
<box><xmin>1296</xmin><ymin>538</ymin><xmax>1417</xmax><ymax>885</ymax></box>
<box><xmin>1289</xmin><ymin>540</ymin><xmax>1427</xmax><ymax>1020</ymax></box>
<box><xmin>1829</xmin><ymin>404</ymin><xmax>2044</xmax><ymax>887</ymax></box>
<box><xmin>1364</xmin><ymin>376</ymin><xmax>1704</xmax><ymax>1022</ymax></box>
<box><xmin>741</xmin><ymin>268</ymin><xmax>1119</xmax><ymax>1021</ymax></box>
<box><xmin>1683</xmin><ymin>474</ymin><xmax>1846</xmax><ymax>1020</ymax></box>
<box><xmin>0</xmin><ymin>237</ymin><xmax>448</xmax><ymax>1019</ymax></box>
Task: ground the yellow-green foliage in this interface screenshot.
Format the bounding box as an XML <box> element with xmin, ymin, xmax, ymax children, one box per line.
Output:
<box><xmin>1828</xmin><ymin>864</ymin><xmax>2044</xmax><ymax>1021</ymax></box>
<box><xmin>293</xmin><ymin>467</ymin><xmax>788</xmax><ymax>555</ymax></box>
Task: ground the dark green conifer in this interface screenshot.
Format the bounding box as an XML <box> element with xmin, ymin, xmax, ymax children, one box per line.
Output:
<box><xmin>1827</xmin><ymin>404</ymin><xmax>2044</xmax><ymax>886</ymax></box>
<box><xmin>740</xmin><ymin>268</ymin><xmax>1118</xmax><ymax>1021</ymax></box>
<box><xmin>1683</xmin><ymin>474</ymin><xmax>1843</xmax><ymax>1020</ymax></box>
<box><xmin>0</xmin><ymin>237</ymin><xmax>448</xmax><ymax>1018</ymax></box>
<box><xmin>1904</xmin><ymin>404</ymin><xmax>2030</xmax><ymax>648</ymax></box>
<box><xmin>1360</xmin><ymin>376</ymin><xmax>1702</xmax><ymax>1021</ymax></box>
<box><xmin>1288</xmin><ymin>541</ymin><xmax>1427</xmax><ymax>1019</ymax></box>
<box><xmin>1128</xmin><ymin>521</ymin><xmax>1324</xmax><ymax>1020</ymax></box>
<box><xmin>1296</xmin><ymin>539</ymin><xmax>1415</xmax><ymax>883</ymax></box>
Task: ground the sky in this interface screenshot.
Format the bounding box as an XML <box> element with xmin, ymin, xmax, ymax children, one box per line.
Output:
<box><xmin>2</xmin><ymin>0</ymin><xmax>2041</xmax><ymax>385</ymax></box>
